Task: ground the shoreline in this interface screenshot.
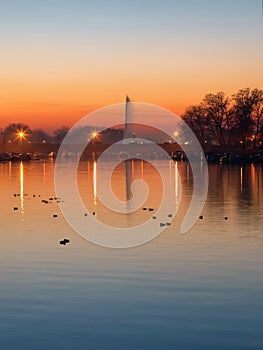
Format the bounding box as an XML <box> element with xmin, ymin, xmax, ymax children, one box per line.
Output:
<box><xmin>1</xmin><ymin>142</ymin><xmax>263</xmax><ymax>165</ymax></box>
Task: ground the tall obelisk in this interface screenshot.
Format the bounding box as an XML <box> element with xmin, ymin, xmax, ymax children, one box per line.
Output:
<box><xmin>124</xmin><ymin>95</ymin><xmax>130</xmax><ymax>140</ymax></box>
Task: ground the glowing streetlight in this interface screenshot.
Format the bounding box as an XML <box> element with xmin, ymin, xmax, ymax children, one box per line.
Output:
<box><xmin>91</xmin><ymin>131</ymin><xmax>99</xmax><ymax>144</ymax></box>
<box><xmin>17</xmin><ymin>130</ymin><xmax>26</xmax><ymax>142</ymax></box>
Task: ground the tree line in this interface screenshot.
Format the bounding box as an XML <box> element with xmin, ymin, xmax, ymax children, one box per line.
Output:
<box><xmin>182</xmin><ymin>87</ymin><xmax>263</xmax><ymax>150</ymax></box>
<box><xmin>0</xmin><ymin>124</ymin><xmax>70</xmax><ymax>144</ymax></box>
<box><xmin>1</xmin><ymin>87</ymin><xmax>263</xmax><ymax>150</ymax></box>
<box><xmin>0</xmin><ymin>124</ymin><xmax>123</xmax><ymax>145</ymax></box>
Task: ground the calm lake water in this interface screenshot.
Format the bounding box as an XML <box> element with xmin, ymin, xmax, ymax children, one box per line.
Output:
<box><xmin>0</xmin><ymin>159</ymin><xmax>263</xmax><ymax>350</ymax></box>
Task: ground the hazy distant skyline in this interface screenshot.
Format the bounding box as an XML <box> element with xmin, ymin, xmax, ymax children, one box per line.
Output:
<box><xmin>0</xmin><ymin>0</ymin><xmax>262</xmax><ymax>130</ymax></box>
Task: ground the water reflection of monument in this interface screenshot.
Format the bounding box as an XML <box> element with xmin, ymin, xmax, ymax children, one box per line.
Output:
<box><xmin>124</xmin><ymin>96</ymin><xmax>133</xmax><ymax>202</ymax></box>
<box><xmin>123</xmin><ymin>96</ymin><xmax>180</xmax><ymax>210</ymax></box>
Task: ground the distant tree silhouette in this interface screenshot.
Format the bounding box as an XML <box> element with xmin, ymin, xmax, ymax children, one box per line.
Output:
<box><xmin>53</xmin><ymin>126</ymin><xmax>69</xmax><ymax>143</ymax></box>
<box><xmin>201</xmin><ymin>92</ymin><xmax>230</xmax><ymax>149</ymax></box>
<box><xmin>181</xmin><ymin>105</ymin><xmax>207</xmax><ymax>145</ymax></box>
<box><xmin>232</xmin><ymin>88</ymin><xmax>263</xmax><ymax>149</ymax></box>
<box><xmin>182</xmin><ymin>87</ymin><xmax>263</xmax><ymax>151</ymax></box>
<box><xmin>31</xmin><ymin>129</ymin><xmax>52</xmax><ymax>143</ymax></box>
<box><xmin>254</xmin><ymin>103</ymin><xmax>263</xmax><ymax>148</ymax></box>
<box><xmin>4</xmin><ymin>123</ymin><xmax>32</xmax><ymax>142</ymax></box>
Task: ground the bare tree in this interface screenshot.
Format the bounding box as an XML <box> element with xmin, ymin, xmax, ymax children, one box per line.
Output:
<box><xmin>232</xmin><ymin>88</ymin><xmax>263</xmax><ymax>149</ymax></box>
<box><xmin>31</xmin><ymin>129</ymin><xmax>52</xmax><ymax>143</ymax></box>
<box><xmin>201</xmin><ymin>92</ymin><xmax>230</xmax><ymax>148</ymax></box>
<box><xmin>4</xmin><ymin>123</ymin><xmax>32</xmax><ymax>142</ymax></box>
<box><xmin>53</xmin><ymin>126</ymin><xmax>69</xmax><ymax>143</ymax></box>
<box><xmin>181</xmin><ymin>105</ymin><xmax>207</xmax><ymax>145</ymax></box>
<box><xmin>254</xmin><ymin>104</ymin><xmax>263</xmax><ymax>148</ymax></box>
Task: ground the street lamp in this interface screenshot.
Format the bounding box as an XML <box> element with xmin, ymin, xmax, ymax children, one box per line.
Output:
<box><xmin>91</xmin><ymin>131</ymin><xmax>99</xmax><ymax>143</ymax></box>
<box><xmin>16</xmin><ymin>130</ymin><xmax>27</xmax><ymax>143</ymax></box>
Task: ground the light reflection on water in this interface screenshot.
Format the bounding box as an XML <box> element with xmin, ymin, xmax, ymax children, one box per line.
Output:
<box><xmin>0</xmin><ymin>160</ymin><xmax>263</xmax><ymax>350</ymax></box>
<box><xmin>19</xmin><ymin>162</ymin><xmax>24</xmax><ymax>217</ymax></box>
<box><xmin>93</xmin><ymin>160</ymin><xmax>97</xmax><ymax>205</ymax></box>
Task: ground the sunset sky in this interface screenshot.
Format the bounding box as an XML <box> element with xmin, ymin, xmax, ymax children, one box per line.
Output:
<box><xmin>0</xmin><ymin>0</ymin><xmax>263</xmax><ymax>131</ymax></box>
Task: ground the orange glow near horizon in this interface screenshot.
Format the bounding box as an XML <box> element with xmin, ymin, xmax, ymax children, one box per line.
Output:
<box><xmin>1</xmin><ymin>73</ymin><xmax>263</xmax><ymax>131</ymax></box>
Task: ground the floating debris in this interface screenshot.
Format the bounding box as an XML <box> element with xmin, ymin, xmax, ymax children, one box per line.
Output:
<box><xmin>13</xmin><ymin>207</ymin><xmax>18</xmax><ymax>211</ymax></box>
<box><xmin>60</xmin><ymin>239</ymin><xmax>70</xmax><ymax>245</ymax></box>
<box><xmin>53</xmin><ymin>214</ymin><xmax>58</xmax><ymax>218</ymax></box>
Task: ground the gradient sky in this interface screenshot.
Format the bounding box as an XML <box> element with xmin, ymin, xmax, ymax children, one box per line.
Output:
<box><xmin>0</xmin><ymin>0</ymin><xmax>263</xmax><ymax>130</ymax></box>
